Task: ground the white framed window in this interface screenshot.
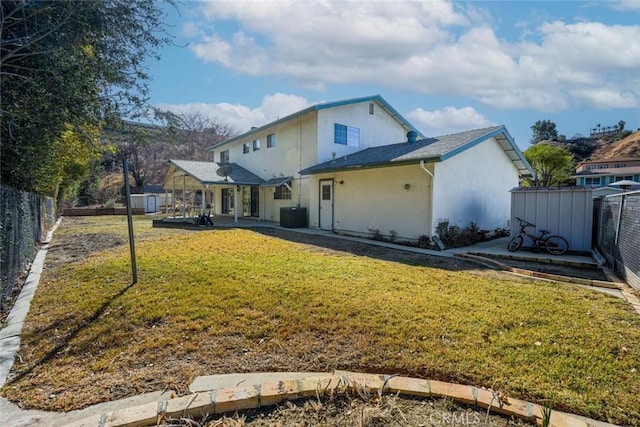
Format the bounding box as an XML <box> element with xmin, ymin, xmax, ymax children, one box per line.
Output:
<box><xmin>253</xmin><ymin>139</ymin><xmax>261</xmax><ymax>151</ymax></box>
<box><xmin>614</xmin><ymin>175</ymin><xmax>634</xmax><ymax>182</ymax></box>
<box><xmin>615</xmin><ymin>164</ymin><xmax>626</xmax><ymax>168</ymax></box>
<box><xmin>369</xmin><ymin>102</ymin><xmax>374</xmax><ymax>115</ymax></box>
<box><xmin>274</xmin><ymin>185</ymin><xmax>291</xmax><ymax>200</ymax></box>
<box><xmin>243</xmin><ymin>143</ymin><xmax>250</xmax><ymax>154</ymax></box>
<box><xmin>267</xmin><ymin>133</ymin><xmax>275</xmax><ymax>148</ymax></box>
<box><xmin>334</xmin><ymin>123</ymin><xmax>360</xmax><ymax>147</ymax></box>
<box><xmin>598</xmin><ymin>165</ymin><xmax>609</xmax><ymax>169</ymax></box>
<box><xmin>220</xmin><ymin>150</ymin><xmax>229</xmax><ymax>163</ymax></box>
<box><xmin>586</xmin><ymin>165</ymin><xmax>595</xmax><ymax>170</ymax></box>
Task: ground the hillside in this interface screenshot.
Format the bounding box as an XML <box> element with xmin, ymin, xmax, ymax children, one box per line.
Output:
<box><xmin>540</xmin><ymin>130</ymin><xmax>640</xmax><ymax>163</ymax></box>
<box><xmin>590</xmin><ymin>130</ymin><xmax>640</xmax><ymax>160</ymax></box>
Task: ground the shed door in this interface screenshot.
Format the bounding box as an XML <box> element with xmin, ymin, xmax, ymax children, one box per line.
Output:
<box><xmin>319</xmin><ymin>180</ymin><xmax>333</xmax><ymax>230</ymax></box>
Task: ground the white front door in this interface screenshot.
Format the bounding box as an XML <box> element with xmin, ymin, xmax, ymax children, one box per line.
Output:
<box><xmin>319</xmin><ymin>180</ymin><xmax>333</xmax><ymax>230</ymax></box>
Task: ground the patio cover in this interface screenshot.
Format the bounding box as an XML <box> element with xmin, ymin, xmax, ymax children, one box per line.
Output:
<box><xmin>162</xmin><ymin>160</ymin><xmax>264</xmax><ymax>190</ymax></box>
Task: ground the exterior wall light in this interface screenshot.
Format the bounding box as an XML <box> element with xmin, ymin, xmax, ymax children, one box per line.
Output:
<box><xmin>404</xmin><ymin>183</ymin><xmax>411</xmax><ymax>190</ymax></box>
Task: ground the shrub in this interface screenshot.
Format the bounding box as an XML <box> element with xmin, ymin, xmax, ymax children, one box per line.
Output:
<box><xmin>436</xmin><ymin>219</ymin><xmax>484</xmax><ymax>248</ymax></box>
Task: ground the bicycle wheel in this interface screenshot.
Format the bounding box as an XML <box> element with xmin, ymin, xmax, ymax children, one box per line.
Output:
<box><xmin>507</xmin><ymin>235</ymin><xmax>523</xmax><ymax>252</ymax></box>
<box><xmin>545</xmin><ymin>235</ymin><xmax>568</xmax><ymax>255</ymax></box>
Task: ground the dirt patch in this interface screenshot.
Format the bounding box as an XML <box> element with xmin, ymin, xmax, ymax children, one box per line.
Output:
<box><xmin>161</xmin><ymin>389</ymin><xmax>533</xmax><ymax>427</ymax></box>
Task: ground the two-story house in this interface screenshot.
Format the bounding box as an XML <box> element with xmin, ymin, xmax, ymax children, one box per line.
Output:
<box><xmin>162</xmin><ymin>95</ymin><xmax>533</xmax><ymax>240</ymax></box>
<box><xmin>573</xmin><ymin>158</ymin><xmax>640</xmax><ymax>187</ymax></box>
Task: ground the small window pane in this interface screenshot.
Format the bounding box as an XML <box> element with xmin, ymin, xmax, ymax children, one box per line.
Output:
<box><xmin>243</xmin><ymin>143</ymin><xmax>250</xmax><ymax>154</ymax></box>
<box><xmin>322</xmin><ymin>184</ymin><xmax>331</xmax><ymax>200</ymax></box>
<box><xmin>220</xmin><ymin>150</ymin><xmax>229</xmax><ymax>163</ymax></box>
<box><xmin>253</xmin><ymin>139</ymin><xmax>261</xmax><ymax>151</ymax></box>
<box><xmin>334</xmin><ymin>124</ymin><xmax>347</xmax><ymax>145</ymax></box>
<box><xmin>267</xmin><ymin>134</ymin><xmax>275</xmax><ymax>148</ymax></box>
<box><xmin>274</xmin><ymin>185</ymin><xmax>291</xmax><ymax>200</ymax></box>
<box><xmin>347</xmin><ymin>126</ymin><xmax>360</xmax><ymax>147</ymax></box>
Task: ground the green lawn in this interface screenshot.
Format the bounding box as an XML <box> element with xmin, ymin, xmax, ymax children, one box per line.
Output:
<box><xmin>2</xmin><ymin>216</ymin><xmax>639</xmax><ymax>425</ymax></box>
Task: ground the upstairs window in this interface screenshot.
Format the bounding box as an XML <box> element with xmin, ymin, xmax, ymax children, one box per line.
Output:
<box><xmin>253</xmin><ymin>139</ymin><xmax>261</xmax><ymax>151</ymax></box>
<box><xmin>274</xmin><ymin>184</ymin><xmax>292</xmax><ymax>200</ymax></box>
<box><xmin>267</xmin><ymin>133</ymin><xmax>276</xmax><ymax>148</ymax></box>
<box><xmin>220</xmin><ymin>150</ymin><xmax>229</xmax><ymax>163</ymax></box>
<box><xmin>598</xmin><ymin>165</ymin><xmax>609</xmax><ymax>169</ymax></box>
<box><xmin>615</xmin><ymin>164</ymin><xmax>626</xmax><ymax>168</ymax></box>
<box><xmin>334</xmin><ymin>123</ymin><xmax>360</xmax><ymax>147</ymax></box>
<box><xmin>369</xmin><ymin>102</ymin><xmax>374</xmax><ymax>115</ymax></box>
<box><xmin>243</xmin><ymin>143</ymin><xmax>250</xmax><ymax>154</ymax></box>
<box><xmin>586</xmin><ymin>165</ymin><xmax>595</xmax><ymax>170</ymax></box>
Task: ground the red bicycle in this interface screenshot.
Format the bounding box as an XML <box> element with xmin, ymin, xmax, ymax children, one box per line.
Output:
<box><xmin>507</xmin><ymin>217</ymin><xmax>569</xmax><ymax>255</ymax></box>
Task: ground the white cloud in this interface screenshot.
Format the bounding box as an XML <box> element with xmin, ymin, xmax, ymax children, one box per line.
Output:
<box><xmin>156</xmin><ymin>93</ymin><xmax>311</xmax><ymax>135</ymax></box>
<box><xmin>407</xmin><ymin>106</ymin><xmax>496</xmax><ymax>136</ymax></box>
<box><xmin>612</xmin><ymin>1</ymin><xmax>640</xmax><ymax>11</ymax></box>
<box><xmin>185</xmin><ymin>0</ymin><xmax>640</xmax><ymax>112</ymax></box>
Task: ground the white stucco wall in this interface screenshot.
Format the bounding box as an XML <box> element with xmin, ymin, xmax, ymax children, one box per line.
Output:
<box><xmin>210</xmin><ymin>101</ymin><xmax>413</xmax><ymax>223</ymax></box>
<box><xmin>308</xmin><ymin>164</ymin><xmax>433</xmax><ymax>240</ymax></box>
<box><xmin>431</xmin><ymin>136</ymin><xmax>519</xmax><ymax>233</ymax></box>
<box><xmin>316</xmin><ymin>102</ymin><xmax>408</xmax><ymax>164</ymax></box>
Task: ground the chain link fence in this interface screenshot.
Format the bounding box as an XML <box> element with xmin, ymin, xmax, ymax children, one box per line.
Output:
<box><xmin>594</xmin><ymin>190</ymin><xmax>640</xmax><ymax>290</ymax></box>
<box><xmin>1</xmin><ymin>185</ymin><xmax>56</xmax><ymax>312</ymax></box>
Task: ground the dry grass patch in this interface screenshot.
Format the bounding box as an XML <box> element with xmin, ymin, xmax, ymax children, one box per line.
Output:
<box><xmin>1</xmin><ymin>217</ymin><xmax>639</xmax><ymax>425</ymax></box>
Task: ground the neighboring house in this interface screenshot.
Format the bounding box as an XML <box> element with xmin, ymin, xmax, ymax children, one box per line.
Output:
<box><xmin>573</xmin><ymin>158</ymin><xmax>640</xmax><ymax>187</ymax></box>
<box><xmin>162</xmin><ymin>95</ymin><xmax>534</xmax><ymax>240</ymax></box>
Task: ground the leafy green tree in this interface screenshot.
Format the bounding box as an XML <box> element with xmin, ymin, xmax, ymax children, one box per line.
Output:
<box><xmin>1</xmin><ymin>0</ymin><xmax>173</xmax><ymax>195</ymax></box>
<box><xmin>523</xmin><ymin>144</ymin><xmax>574</xmax><ymax>187</ymax></box>
<box><xmin>530</xmin><ymin>120</ymin><xmax>559</xmax><ymax>144</ymax></box>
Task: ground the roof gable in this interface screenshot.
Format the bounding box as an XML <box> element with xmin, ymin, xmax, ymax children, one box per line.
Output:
<box><xmin>209</xmin><ymin>95</ymin><xmax>422</xmax><ymax>150</ymax></box>
<box><xmin>300</xmin><ymin>126</ymin><xmax>534</xmax><ymax>177</ymax></box>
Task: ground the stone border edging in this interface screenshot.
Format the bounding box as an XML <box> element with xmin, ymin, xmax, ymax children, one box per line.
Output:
<box><xmin>63</xmin><ymin>371</ymin><xmax>615</xmax><ymax>427</ymax></box>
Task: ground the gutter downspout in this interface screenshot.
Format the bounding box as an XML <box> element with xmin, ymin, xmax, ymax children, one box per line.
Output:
<box><xmin>419</xmin><ymin>160</ymin><xmax>433</xmax><ymax>178</ymax></box>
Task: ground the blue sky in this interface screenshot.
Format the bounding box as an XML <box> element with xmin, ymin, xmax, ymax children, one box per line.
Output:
<box><xmin>147</xmin><ymin>0</ymin><xmax>640</xmax><ymax>150</ymax></box>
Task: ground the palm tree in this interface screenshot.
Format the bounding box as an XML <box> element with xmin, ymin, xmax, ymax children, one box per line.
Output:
<box><xmin>618</xmin><ymin>120</ymin><xmax>626</xmax><ymax>132</ymax></box>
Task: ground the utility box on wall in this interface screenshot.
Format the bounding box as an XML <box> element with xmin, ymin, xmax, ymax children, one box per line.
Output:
<box><xmin>510</xmin><ymin>187</ymin><xmax>593</xmax><ymax>254</ymax></box>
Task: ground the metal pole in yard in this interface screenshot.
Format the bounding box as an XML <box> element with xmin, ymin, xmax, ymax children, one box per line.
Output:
<box><xmin>123</xmin><ymin>158</ymin><xmax>138</xmax><ymax>284</ymax></box>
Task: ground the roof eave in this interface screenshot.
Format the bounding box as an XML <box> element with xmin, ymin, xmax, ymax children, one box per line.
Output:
<box><xmin>208</xmin><ymin>94</ymin><xmax>424</xmax><ymax>151</ymax></box>
<box><xmin>439</xmin><ymin>126</ymin><xmax>535</xmax><ymax>178</ymax></box>
<box><xmin>300</xmin><ymin>157</ymin><xmax>440</xmax><ymax>175</ymax></box>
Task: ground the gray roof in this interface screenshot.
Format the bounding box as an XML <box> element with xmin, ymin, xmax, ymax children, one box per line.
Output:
<box><xmin>164</xmin><ymin>160</ymin><xmax>264</xmax><ymax>187</ymax></box>
<box><xmin>300</xmin><ymin>126</ymin><xmax>534</xmax><ymax>177</ymax></box>
<box><xmin>260</xmin><ymin>176</ymin><xmax>293</xmax><ymax>187</ymax></box>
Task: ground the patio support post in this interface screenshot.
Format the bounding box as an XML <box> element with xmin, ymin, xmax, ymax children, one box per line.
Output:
<box><xmin>182</xmin><ymin>175</ymin><xmax>186</xmax><ymax>221</ymax></box>
<box><xmin>202</xmin><ymin>184</ymin><xmax>206</xmax><ymax>215</ymax></box>
<box><xmin>164</xmin><ymin>188</ymin><xmax>168</xmax><ymax>214</ymax></box>
<box><xmin>172</xmin><ymin>176</ymin><xmax>176</xmax><ymax>219</ymax></box>
<box><xmin>234</xmin><ymin>185</ymin><xmax>238</xmax><ymax>223</ymax></box>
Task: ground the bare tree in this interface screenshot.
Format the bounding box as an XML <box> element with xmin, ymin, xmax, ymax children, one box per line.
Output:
<box><xmin>173</xmin><ymin>112</ymin><xmax>234</xmax><ymax>161</ymax></box>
